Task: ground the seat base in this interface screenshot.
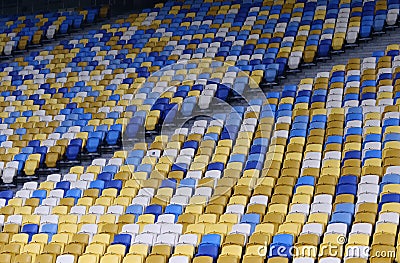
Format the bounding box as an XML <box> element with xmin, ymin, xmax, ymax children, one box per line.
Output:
<box><xmin>372</xmin><ymin>30</ymin><xmax>386</xmax><ymax>35</ymax></box>
<box><xmin>101</xmin><ymin>144</ymin><xmax>122</xmax><ymax>153</ymax></box>
<box><xmin>57</xmin><ymin>33</ymin><xmax>69</xmax><ymax>37</ymax></box>
<box><xmin>0</xmin><ymin>55</ymin><xmax>12</xmax><ymax>60</ymax></box>
<box><xmin>28</xmin><ymin>44</ymin><xmax>43</xmax><ymax>49</ymax></box>
<box><xmin>14</xmin><ymin>50</ymin><xmax>25</xmax><ymax>55</ymax></box>
<box><xmin>70</xmin><ymin>28</ymin><xmax>82</xmax><ymax>33</ymax></box>
<box><xmin>37</xmin><ymin>167</ymin><xmax>60</xmax><ymax>175</ymax></box>
<box><xmin>316</xmin><ymin>55</ymin><xmax>332</xmax><ymax>61</ymax></box>
<box><xmin>386</xmin><ymin>24</ymin><xmax>399</xmax><ymax>30</ymax></box>
<box><xmin>145</xmin><ymin>129</ymin><xmax>161</xmax><ymax>138</ymax></box>
<box><xmin>301</xmin><ymin>62</ymin><xmax>317</xmax><ymax>67</ymax></box>
<box><xmin>264</xmin><ymin>82</ymin><xmax>279</xmax><ymax>87</ymax></box>
<box><xmin>230</xmin><ymin>93</ymin><xmax>246</xmax><ymax>101</ymax></box>
<box><xmin>286</xmin><ymin>68</ymin><xmax>301</xmax><ymax>74</ymax></box>
<box><xmin>59</xmin><ymin>159</ymin><xmax>81</xmax><ymax>167</ymax></box>
<box><xmin>81</xmin><ymin>152</ymin><xmax>101</xmax><ymax>160</ymax></box>
<box><xmin>359</xmin><ymin>36</ymin><xmax>373</xmax><ymax>42</ymax></box>
<box><xmin>0</xmin><ymin>183</ymin><xmax>17</xmax><ymax>190</ymax></box>
<box><xmin>229</xmin><ymin>95</ymin><xmax>247</xmax><ymax>104</ymax></box>
<box><xmin>331</xmin><ymin>49</ymin><xmax>345</xmax><ymax>54</ymax></box>
<box><xmin>345</xmin><ymin>43</ymin><xmax>359</xmax><ymax>48</ymax></box>
<box><xmin>263</xmin><ymin>79</ymin><xmax>279</xmax><ymax>86</ymax></box>
<box><xmin>16</xmin><ymin>174</ymin><xmax>39</xmax><ymax>184</ymax></box>
<box><xmin>123</xmin><ymin>138</ymin><xmax>142</xmax><ymax>145</ymax></box>
<box><xmin>260</xmin><ymin>83</ymin><xmax>278</xmax><ymax>91</ymax></box>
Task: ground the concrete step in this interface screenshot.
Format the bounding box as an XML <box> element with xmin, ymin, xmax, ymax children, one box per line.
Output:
<box><xmin>274</xmin><ymin>26</ymin><xmax>400</xmax><ymax>91</ymax></box>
